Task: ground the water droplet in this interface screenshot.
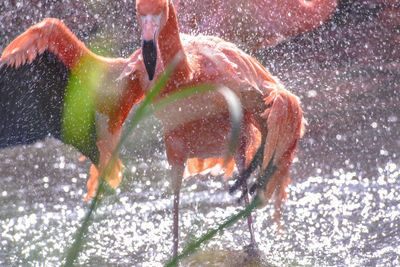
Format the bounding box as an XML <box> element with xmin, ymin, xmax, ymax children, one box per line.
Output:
<box><xmin>131</xmin><ymin>166</ymin><xmax>137</xmax><ymax>173</ymax></box>
<box><xmin>388</xmin><ymin>115</ymin><xmax>397</xmax><ymax>122</ymax></box>
<box><xmin>307</xmin><ymin>90</ymin><xmax>317</xmax><ymax>98</ymax></box>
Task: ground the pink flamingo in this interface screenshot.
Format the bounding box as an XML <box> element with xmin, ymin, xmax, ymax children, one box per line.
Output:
<box><xmin>134</xmin><ymin>0</ymin><xmax>305</xmax><ymax>256</ymax></box>
<box><xmin>174</xmin><ymin>0</ymin><xmax>338</xmax><ymax>50</ymax></box>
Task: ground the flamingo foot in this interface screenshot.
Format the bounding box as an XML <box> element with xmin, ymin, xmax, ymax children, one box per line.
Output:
<box><xmin>248</xmin><ymin>155</ymin><xmax>277</xmax><ymax>197</ymax></box>
<box><xmin>243</xmin><ymin>243</ymin><xmax>261</xmax><ymax>259</ymax></box>
<box><xmin>83</xmin><ymin>158</ymin><xmax>123</xmax><ymax>201</ymax></box>
<box><xmin>83</xmin><ymin>164</ymin><xmax>99</xmax><ymax>201</ymax></box>
<box><xmin>229</xmin><ymin>137</ymin><xmax>266</xmax><ymax>202</ymax></box>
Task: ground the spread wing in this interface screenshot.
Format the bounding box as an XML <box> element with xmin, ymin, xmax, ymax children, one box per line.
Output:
<box><xmin>0</xmin><ymin>51</ymin><xmax>70</xmax><ymax>149</ymax></box>
<box><xmin>0</xmin><ymin>18</ymin><xmax>130</xmax><ymax>165</ymax></box>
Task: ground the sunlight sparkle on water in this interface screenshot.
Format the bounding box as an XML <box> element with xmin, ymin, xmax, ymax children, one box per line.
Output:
<box><xmin>1</xmin><ymin>140</ymin><xmax>399</xmax><ymax>266</ymax></box>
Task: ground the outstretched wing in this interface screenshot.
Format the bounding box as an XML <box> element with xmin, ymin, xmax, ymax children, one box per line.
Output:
<box><xmin>0</xmin><ymin>51</ymin><xmax>70</xmax><ymax>149</ymax></box>
<box><xmin>0</xmin><ymin>18</ymin><xmax>129</xmax><ymax>165</ymax></box>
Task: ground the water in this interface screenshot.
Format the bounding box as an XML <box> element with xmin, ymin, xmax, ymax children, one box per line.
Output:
<box><xmin>1</xmin><ymin>1</ymin><xmax>400</xmax><ymax>266</ymax></box>
<box><xmin>0</xmin><ymin>137</ymin><xmax>399</xmax><ymax>266</ymax></box>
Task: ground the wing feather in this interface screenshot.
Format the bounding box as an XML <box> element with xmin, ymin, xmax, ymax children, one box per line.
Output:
<box><xmin>0</xmin><ymin>51</ymin><xmax>71</xmax><ymax>147</ymax></box>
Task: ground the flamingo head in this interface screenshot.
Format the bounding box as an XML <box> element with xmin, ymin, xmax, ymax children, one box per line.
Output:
<box><xmin>136</xmin><ymin>0</ymin><xmax>169</xmax><ymax>80</ymax></box>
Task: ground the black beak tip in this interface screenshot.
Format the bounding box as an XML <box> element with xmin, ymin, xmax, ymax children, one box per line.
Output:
<box><xmin>142</xmin><ymin>40</ymin><xmax>157</xmax><ymax>81</ymax></box>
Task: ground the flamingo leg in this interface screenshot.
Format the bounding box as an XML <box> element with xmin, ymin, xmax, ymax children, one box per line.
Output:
<box><xmin>235</xmin><ymin>133</ymin><xmax>259</xmax><ymax>253</ymax></box>
<box><xmin>171</xmin><ymin>165</ymin><xmax>184</xmax><ymax>257</ymax></box>
<box><xmin>229</xmin><ymin>137</ymin><xmax>266</xmax><ymax>196</ymax></box>
<box><xmin>241</xmin><ymin>183</ymin><xmax>258</xmax><ymax>251</ymax></box>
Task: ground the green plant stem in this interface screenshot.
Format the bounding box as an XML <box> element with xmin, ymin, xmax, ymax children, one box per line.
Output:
<box><xmin>165</xmin><ymin>196</ymin><xmax>262</xmax><ymax>267</ymax></box>
<box><xmin>63</xmin><ymin>60</ymin><xmax>177</xmax><ymax>266</ymax></box>
<box><xmin>64</xmin><ymin>179</ymin><xmax>105</xmax><ymax>267</ymax></box>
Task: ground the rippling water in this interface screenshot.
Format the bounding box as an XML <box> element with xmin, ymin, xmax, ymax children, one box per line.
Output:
<box><xmin>0</xmin><ymin>129</ymin><xmax>399</xmax><ymax>266</ymax></box>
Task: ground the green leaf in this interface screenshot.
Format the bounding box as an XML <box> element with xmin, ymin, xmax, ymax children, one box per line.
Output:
<box><xmin>165</xmin><ymin>196</ymin><xmax>263</xmax><ymax>267</ymax></box>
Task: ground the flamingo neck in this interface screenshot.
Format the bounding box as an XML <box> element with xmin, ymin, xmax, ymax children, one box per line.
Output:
<box><xmin>158</xmin><ymin>1</ymin><xmax>191</xmax><ymax>80</ymax></box>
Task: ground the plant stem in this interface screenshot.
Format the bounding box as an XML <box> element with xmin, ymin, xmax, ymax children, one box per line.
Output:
<box><xmin>165</xmin><ymin>196</ymin><xmax>262</xmax><ymax>267</ymax></box>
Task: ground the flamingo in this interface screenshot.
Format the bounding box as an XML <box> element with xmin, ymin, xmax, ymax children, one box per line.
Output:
<box><xmin>174</xmin><ymin>0</ymin><xmax>338</xmax><ymax>50</ymax></box>
<box><xmin>133</xmin><ymin>0</ymin><xmax>306</xmax><ymax>256</ymax></box>
<box><xmin>0</xmin><ymin>18</ymin><xmax>147</xmax><ymax>199</ymax></box>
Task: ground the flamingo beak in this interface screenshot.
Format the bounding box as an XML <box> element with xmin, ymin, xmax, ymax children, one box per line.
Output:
<box><xmin>141</xmin><ymin>14</ymin><xmax>161</xmax><ymax>81</ymax></box>
<box><xmin>142</xmin><ymin>39</ymin><xmax>157</xmax><ymax>81</ymax></box>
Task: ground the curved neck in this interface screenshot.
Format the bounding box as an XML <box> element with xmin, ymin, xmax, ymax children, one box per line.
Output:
<box><xmin>158</xmin><ymin>0</ymin><xmax>191</xmax><ymax>79</ymax></box>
